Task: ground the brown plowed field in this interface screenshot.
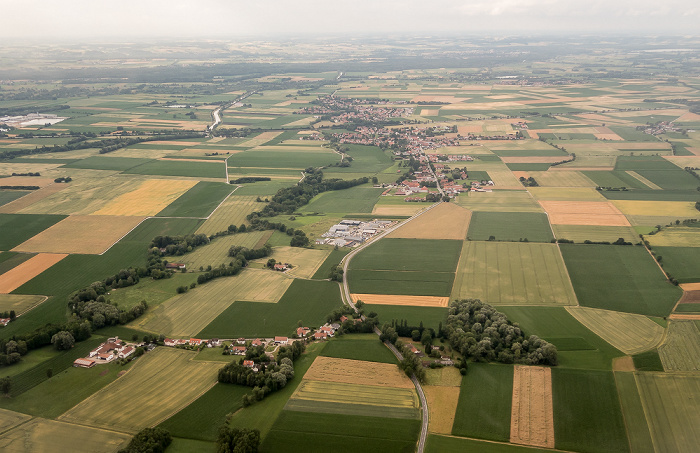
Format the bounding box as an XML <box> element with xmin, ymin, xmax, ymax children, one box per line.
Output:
<box><xmin>0</xmin><ymin>184</ymin><xmax>67</xmax><ymax>214</ymax></box>
<box><xmin>678</xmin><ymin>290</ymin><xmax>700</xmax><ymax>304</ymax></box>
<box><xmin>539</xmin><ymin>200</ymin><xmax>630</xmax><ymax>226</ymax></box>
<box><xmin>0</xmin><ymin>176</ymin><xmax>56</xmax><ymax>187</ymax></box>
<box><xmin>12</xmin><ymin>215</ymin><xmax>145</xmax><ymax>255</ymax></box>
<box><xmin>386</xmin><ymin>202</ymin><xmax>471</xmax><ymax>240</ymax></box>
<box><xmin>510</xmin><ymin>365</ymin><xmax>555</xmax><ymax>449</ymax></box>
<box><xmin>0</xmin><ymin>253</ymin><xmax>67</xmax><ymax>293</ymax></box>
<box><xmin>351</xmin><ymin>293</ymin><xmax>449</xmax><ymax>307</ymax></box>
<box><xmin>304</xmin><ymin>356</ymin><xmax>413</xmax><ymax>388</ymax></box>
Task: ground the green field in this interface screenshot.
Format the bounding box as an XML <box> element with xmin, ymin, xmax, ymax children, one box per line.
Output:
<box><xmin>451</xmin><ymin>363</ymin><xmax>513</xmax><ymax>442</ymax></box>
<box><xmin>125</xmin><ymin>159</ymin><xmax>226</xmax><ymax>178</ymax></box>
<box><xmin>552</xmin><ymin>224</ymin><xmax>640</xmax><ymax>244</ymax></box>
<box><xmin>0</xmin><ymin>190</ymin><xmax>29</xmax><ymax>206</ymax></box>
<box><xmin>158</xmin><ymin>383</ymin><xmax>249</xmax><ymax>442</ymax></box>
<box><xmin>632</xmin><ymin>349</ymin><xmax>665</xmax><ymax>371</ymax></box>
<box><xmin>635</xmin><ymin>169</ymin><xmax>700</xmax><ymax>190</ymax></box>
<box><xmin>560</xmin><ymin>244</ymin><xmax>681</xmax><ymax>317</ymax></box>
<box><xmin>323</xmin><ymin>144</ymin><xmax>394</xmax><ymax>175</ymax></box>
<box><xmin>197</xmin><ymin>279</ymin><xmax>343</xmax><ymax>338</ymax></box>
<box><xmin>552</xmin><ymin>368</ymin><xmax>629</xmax><ymax>453</ymax></box>
<box><xmin>365</xmin><ymin>305</ymin><xmax>448</xmax><ymax>331</ymax></box>
<box><xmin>451</xmin><ymin>241</ymin><xmax>577</xmax><ymax>305</ymax></box>
<box><xmin>614</xmin><ymin>372</ymin><xmax>654</xmax><ymax>453</ymax></box>
<box><xmin>654</xmin><ymin>246</ymin><xmax>700</xmax><ymax>283</ymax></box>
<box><xmin>426</xmin><ymin>435</ymin><xmax>552</xmax><ymax>453</ymax></box>
<box><xmin>311</xmin><ymin>248</ymin><xmax>350</xmax><ymax>279</ymax></box>
<box><xmin>299</xmin><ymin>186</ymin><xmax>384</xmax><ymax>214</ymax></box>
<box><xmin>320</xmin><ymin>335</ymin><xmax>397</xmax><ymax>364</ymax></box>
<box><xmin>226</xmin><ymin>148</ymin><xmax>339</xmax><ymax>169</ymax></box>
<box><xmin>581</xmin><ymin>171</ymin><xmax>649</xmax><ymax>189</ymax></box>
<box><xmin>499</xmin><ymin>307</ymin><xmax>623</xmax><ymax>370</ymax></box>
<box><xmin>0</xmin><ymin>213</ymin><xmax>66</xmax><ymax>250</ymax></box>
<box><xmin>615</xmin><ymin>156</ymin><xmax>679</xmax><ymax>171</ymax></box>
<box><xmin>349</xmin><ymin>269</ymin><xmax>455</xmax><ymax>297</ymax></box>
<box><xmin>107</xmin><ymin>272</ymin><xmax>197</xmax><ymax>310</ymax></box>
<box><xmin>156</xmin><ymin>181</ymin><xmax>234</xmax><ymax>218</ymax></box>
<box><xmin>467</xmin><ymin>212</ymin><xmax>554</xmax><ymax>242</ymax></box>
<box><xmin>0</xmin><ymin>252</ymin><xmax>35</xmax><ymax>275</ymax></box>
<box><xmin>261</xmin><ymin>410</ymin><xmax>420</xmax><ymax>453</ymax></box>
<box><xmin>351</xmin><ymin>238</ymin><xmax>462</xmax><ymax>272</ymax></box>
<box><xmin>62</xmin><ymin>156</ymin><xmax>152</xmax><ymax>171</ymax></box>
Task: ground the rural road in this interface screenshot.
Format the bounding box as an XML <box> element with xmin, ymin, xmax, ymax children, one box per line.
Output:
<box><xmin>339</xmin><ymin>202</ymin><xmax>440</xmax><ymax>453</ymax></box>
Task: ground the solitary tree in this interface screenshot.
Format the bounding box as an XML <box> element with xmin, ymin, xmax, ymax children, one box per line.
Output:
<box><xmin>51</xmin><ymin>331</ymin><xmax>75</xmax><ymax>351</ymax></box>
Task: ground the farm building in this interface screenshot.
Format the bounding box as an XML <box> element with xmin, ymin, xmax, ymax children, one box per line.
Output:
<box><xmin>274</xmin><ymin>336</ymin><xmax>289</xmax><ymax>345</ymax></box>
<box><xmin>73</xmin><ymin>358</ymin><xmax>96</xmax><ymax>368</ymax></box>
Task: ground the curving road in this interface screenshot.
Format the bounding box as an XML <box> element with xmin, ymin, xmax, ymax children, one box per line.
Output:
<box><xmin>339</xmin><ymin>202</ymin><xmax>440</xmax><ymax>453</ymax></box>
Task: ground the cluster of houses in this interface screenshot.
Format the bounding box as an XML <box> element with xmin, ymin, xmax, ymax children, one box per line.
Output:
<box><xmin>316</xmin><ymin>219</ymin><xmax>396</xmax><ymax>247</ymax></box>
<box><xmin>639</xmin><ymin>121</ymin><xmax>684</xmax><ymax>136</ymax></box>
<box><xmin>295</xmin><ymin>97</ymin><xmax>413</xmax><ymax>123</ymax></box>
<box><xmin>297</xmin><ymin>320</ymin><xmax>346</xmax><ymax>341</ymax></box>
<box><xmin>73</xmin><ymin>337</ymin><xmax>138</xmax><ymax>368</ymax></box>
<box><xmin>0</xmin><ymin>318</ymin><xmax>11</xmax><ymax>327</ymax></box>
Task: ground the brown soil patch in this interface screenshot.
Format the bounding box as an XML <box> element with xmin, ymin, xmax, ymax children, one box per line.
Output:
<box><xmin>0</xmin><ymin>184</ymin><xmax>67</xmax><ymax>214</ymax></box>
<box><xmin>510</xmin><ymin>365</ymin><xmax>555</xmax><ymax>448</ymax></box>
<box><xmin>386</xmin><ymin>203</ymin><xmax>471</xmax><ymax>240</ymax></box>
<box><xmin>425</xmin><ymin>385</ymin><xmax>460</xmax><ymax>434</ymax></box>
<box><xmin>678</xmin><ymin>290</ymin><xmax>700</xmax><ymax>304</ymax></box>
<box><xmin>12</xmin><ymin>215</ymin><xmax>145</xmax><ymax>255</ymax></box>
<box><xmin>99</xmin><ymin>370</ymin><xmax>109</xmax><ymax>376</ymax></box>
<box><xmin>0</xmin><ymin>176</ymin><xmax>55</xmax><ymax>188</ymax></box>
<box><xmin>512</xmin><ymin>171</ymin><xmax>529</xmax><ymax>179</ymax></box>
<box><xmin>676</xmin><ymin>112</ymin><xmax>700</xmax><ymax>122</ymax></box>
<box><xmin>0</xmin><ymin>253</ymin><xmax>67</xmax><ymax>293</ymax></box>
<box><xmin>680</xmin><ymin>283</ymin><xmax>700</xmax><ymax>291</ymax></box>
<box><xmin>613</xmin><ymin>356</ymin><xmax>636</xmax><ymax>372</ymax></box>
<box><xmin>304</xmin><ymin>356</ymin><xmax>413</xmax><ymax>388</ymax></box>
<box><xmin>539</xmin><ymin>200</ymin><xmax>630</xmax><ymax>226</ymax></box>
<box><xmin>669</xmin><ymin>314</ymin><xmax>700</xmax><ymax>320</ymax></box>
<box><xmin>548</xmin><ymin>166</ymin><xmax>615</xmax><ymax>171</ymax></box>
<box><xmin>500</xmin><ymin>156</ymin><xmax>572</xmax><ymax>164</ymax></box>
<box><xmin>351</xmin><ymin>294</ymin><xmax>449</xmax><ymax>308</ymax></box>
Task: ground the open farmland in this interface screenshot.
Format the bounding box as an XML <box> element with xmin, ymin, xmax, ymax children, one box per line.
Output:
<box><xmin>452</xmin><ymin>242</ymin><xmax>577</xmax><ymax>306</ymax></box>
<box><xmin>612</xmin><ymin>200</ymin><xmax>700</xmax><ymax>218</ymax></box>
<box><xmin>300</xmin><ymin>186</ymin><xmax>384</xmax><ymax>214</ymax></box>
<box><xmin>529</xmin><ymin>187</ymin><xmax>607</xmax><ymax>201</ymax></box>
<box><xmin>320</xmin><ymin>335</ymin><xmax>398</xmax><ymax>364</ymax></box>
<box><xmin>124</xmin><ymin>159</ymin><xmax>226</xmax><ymax>178</ymax></box>
<box><xmin>156</xmin><ymin>181</ymin><xmax>234</xmax><ymax>218</ymax></box>
<box><xmin>614</xmin><ymin>372</ymin><xmax>655</xmax><ymax>453</ymax></box>
<box><xmin>658</xmin><ymin>321</ymin><xmax>700</xmax><ymax>371</ymax></box>
<box><xmin>350</xmin><ymin>269</ymin><xmax>455</xmax><ymax>297</ymax></box>
<box><xmin>135</xmin><ymin>269</ymin><xmax>292</xmax><ymax>336</ymax></box>
<box><xmin>510</xmin><ymin>366</ymin><xmax>555</xmax><ymax>449</ymax></box>
<box><xmin>566</xmin><ymin>306</ymin><xmax>664</xmax><ymax>355</ymax></box>
<box><xmin>0</xmin><ymin>418</ymin><xmax>132</xmax><ymax>453</ymax></box>
<box><xmin>636</xmin><ymin>373</ymin><xmax>700</xmax><ymax>453</ymax></box>
<box><xmin>0</xmin><ymin>294</ymin><xmax>46</xmax><ymax>315</ymax></box>
<box><xmin>0</xmin><ymin>186</ymin><xmax>71</xmax><ymax>213</ymax></box>
<box><xmin>386</xmin><ymin>202</ymin><xmax>471</xmax><ymax>240</ymax></box>
<box><xmin>646</xmin><ymin>227</ymin><xmax>700</xmax><ymax>247</ymax></box>
<box><xmin>424</xmin><ymin>385</ymin><xmax>460</xmax><ymax>434</ymax></box>
<box><xmin>426</xmin><ymin>434</ymin><xmax>554</xmax><ymax>453</ymax></box>
<box><xmin>653</xmin><ymin>246</ymin><xmax>700</xmax><ymax>283</ymax></box>
<box><xmin>350</xmin><ymin>293</ymin><xmax>448</xmax><ymax>307</ymax></box>
<box><xmin>12</xmin><ymin>215</ymin><xmax>144</xmax><ymax>255</ymax></box>
<box><xmin>455</xmin><ymin>190</ymin><xmax>544</xmax><ymax>212</ymax></box>
<box><xmin>59</xmin><ymin>348</ymin><xmax>220</xmax><ymax>432</ymax></box>
<box><xmin>197</xmin><ymin>279</ymin><xmax>342</xmax><ymax>338</ymax></box>
<box><xmin>539</xmin><ymin>200</ymin><xmax>630</xmax><ymax>226</ymax></box>
<box><xmin>195</xmin><ymin>195</ymin><xmax>259</xmax><ymax>235</ymax></box>
<box><xmin>303</xmin><ymin>356</ymin><xmax>414</xmax><ymax>388</ymax></box>
<box><xmin>0</xmin><ymin>213</ymin><xmax>66</xmax><ymax>250</ymax></box>
<box><xmin>551</xmin><ymin>368</ymin><xmax>628</xmax><ymax>453</ymax></box>
<box><xmin>90</xmin><ymin>179</ymin><xmax>196</xmax><ymax>216</ymax></box>
<box><xmin>167</xmin><ymin>231</ymin><xmax>270</xmax><ymax>269</ymax></box>
<box><xmin>560</xmin><ymin>244</ymin><xmax>681</xmax><ymax>316</ymax></box>
<box><xmin>552</xmin><ymin>224</ymin><xmax>639</xmax><ymax>243</ymax></box>
<box><xmin>527</xmin><ymin>170</ymin><xmax>596</xmax><ymax>187</ymax></box>
<box><xmin>0</xmin><ymin>408</ymin><xmax>31</xmax><ymax>433</ymax></box>
<box><xmin>467</xmin><ymin>212</ymin><xmax>553</xmax><ymax>242</ymax></box>
<box><xmin>0</xmin><ymin>253</ymin><xmax>67</xmax><ymax>293</ymax></box>
<box><xmin>255</xmin><ymin>246</ymin><xmax>330</xmax><ymax>279</ymax></box>
<box><xmin>351</xmin><ymin>238</ymin><xmax>462</xmax><ymax>272</ymax></box>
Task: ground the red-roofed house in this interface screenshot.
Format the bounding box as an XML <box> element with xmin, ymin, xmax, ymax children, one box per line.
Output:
<box><xmin>73</xmin><ymin>358</ymin><xmax>96</xmax><ymax>368</ymax></box>
<box><xmin>231</xmin><ymin>346</ymin><xmax>247</xmax><ymax>355</ymax></box>
<box><xmin>296</xmin><ymin>327</ymin><xmax>310</xmax><ymax>337</ymax></box>
<box><xmin>274</xmin><ymin>336</ymin><xmax>289</xmax><ymax>345</ymax></box>
<box><xmin>314</xmin><ymin>332</ymin><xmax>327</xmax><ymax>340</ymax></box>
<box><xmin>243</xmin><ymin>360</ymin><xmax>256</xmax><ymax>369</ymax></box>
<box><xmin>251</xmin><ymin>339</ymin><xmax>263</xmax><ymax>347</ymax></box>
<box><xmin>0</xmin><ymin>318</ymin><xmax>10</xmax><ymax>327</ymax></box>
<box><xmin>189</xmin><ymin>338</ymin><xmax>202</xmax><ymax>346</ymax></box>
<box><xmin>119</xmin><ymin>346</ymin><xmax>135</xmax><ymax>358</ymax></box>
<box><xmin>340</xmin><ymin>316</ymin><xmax>349</xmax><ymax>323</ymax></box>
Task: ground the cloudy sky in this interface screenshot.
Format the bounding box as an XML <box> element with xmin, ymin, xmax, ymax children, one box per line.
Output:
<box><xmin>3</xmin><ymin>0</ymin><xmax>699</xmax><ymax>41</ymax></box>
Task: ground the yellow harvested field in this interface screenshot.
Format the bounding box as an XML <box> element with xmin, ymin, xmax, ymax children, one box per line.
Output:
<box><xmin>304</xmin><ymin>356</ymin><xmax>414</xmax><ymax>388</ymax></box>
<box><xmin>566</xmin><ymin>307</ymin><xmax>664</xmax><ymax>355</ymax></box>
<box><xmin>91</xmin><ymin>179</ymin><xmax>196</xmax><ymax>216</ymax></box>
<box><xmin>455</xmin><ymin>190</ymin><xmax>543</xmax><ymax>212</ymax></box>
<box><xmin>196</xmin><ymin>195</ymin><xmax>258</xmax><ymax>235</ymax></box>
<box><xmin>0</xmin><ymin>163</ymin><xmax>63</xmax><ymax>175</ymax></box>
<box><xmin>425</xmin><ymin>385</ymin><xmax>460</xmax><ymax>434</ymax></box>
<box><xmin>0</xmin><ymin>184</ymin><xmax>68</xmax><ymax>214</ymax></box>
<box><xmin>593</xmin><ymin>126</ymin><xmax>624</xmax><ymax>141</ymax></box>
<box><xmin>237</xmin><ymin>131</ymin><xmax>282</xmax><ymax>148</ymax></box>
<box><xmin>372</xmin><ymin>204</ymin><xmax>427</xmax><ymax>216</ymax></box>
<box><xmin>0</xmin><ymin>418</ymin><xmax>131</xmax><ymax>453</ymax></box>
<box><xmin>529</xmin><ymin>187</ymin><xmax>606</xmax><ymax>201</ymax></box>
<box><xmin>552</xmin><ymin>225</ymin><xmax>639</xmax><ymax>244</ymax></box>
<box><xmin>663</xmin><ymin>155</ymin><xmax>700</xmax><ymax>168</ymax></box>
<box><xmin>13</xmin><ymin>215</ymin><xmax>145</xmax><ymax>255</ymax></box>
<box><xmin>135</xmin><ymin>269</ymin><xmax>292</xmax><ymax>336</ymax></box>
<box><xmin>681</xmin><ymin>283</ymin><xmax>700</xmax><ymax>291</ymax></box>
<box><xmin>352</xmin><ymin>293</ymin><xmax>448</xmax><ymax>308</ymax></box>
<box><xmin>0</xmin><ymin>176</ymin><xmax>56</xmax><ymax>188</ymax></box>
<box><xmin>387</xmin><ymin>202</ymin><xmax>471</xmax><ymax>240</ymax></box>
<box><xmin>0</xmin><ymin>294</ymin><xmax>47</xmax><ymax>315</ymax></box>
<box><xmin>255</xmin><ymin>246</ymin><xmax>330</xmax><ymax>279</ymax></box>
<box><xmin>291</xmin><ymin>379</ymin><xmax>419</xmax><ymax>410</ymax></box>
<box><xmin>60</xmin><ymin>348</ymin><xmax>220</xmax><ymax>432</ymax></box>
<box><xmin>646</xmin><ymin>227</ymin><xmax>700</xmax><ymax>247</ymax></box>
<box><xmin>500</xmin><ymin>156</ymin><xmax>574</xmax><ymax>164</ymax></box>
<box><xmin>612</xmin><ymin>200</ymin><xmax>700</xmax><ymax>218</ymax></box>
<box><xmin>539</xmin><ymin>200</ymin><xmax>630</xmax><ymax>226</ymax></box>
<box><xmin>0</xmin><ymin>408</ymin><xmax>31</xmax><ymax>434</ymax></box>
<box><xmin>527</xmin><ymin>171</ymin><xmax>597</xmax><ymax>188</ymax></box>
<box><xmin>0</xmin><ymin>253</ymin><xmax>67</xmax><ymax>293</ymax></box>
<box><xmin>510</xmin><ymin>365</ymin><xmax>555</xmax><ymax>449</ymax></box>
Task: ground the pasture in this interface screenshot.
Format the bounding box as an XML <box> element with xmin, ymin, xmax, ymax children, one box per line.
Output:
<box><xmin>364</xmin><ymin>305</ymin><xmax>448</xmax><ymax>331</ymax></box>
<box><xmin>646</xmin><ymin>227</ymin><xmax>700</xmax><ymax>247</ymax></box>
<box><xmin>560</xmin><ymin>244</ymin><xmax>681</xmax><ymax>317</ymax></box>
<box><xmin>195</xmin><ymin>195</ymin><xmax>259</xmax><ymax>235</ymax></box>
<box><xmin>636</xmin><ymin>373</ymin><xmax>700</xmax><ymax>453</ymax></box>
<box><xmin>320</xmin><ymin>335</ymin><xmax>397</xmax><ymax>364</ymax></box>
<box><xmin>106</xmin><ymin>273</ymin><xmax>196</xmax><ymax>310</ymax></box>
<box><xmin>0</xmin><ymin>213</ymin><xmax>66</xmax><ymax>250</ymax></box>
<box><xmin>91</xmin><ymin>179</ymin><xmax>196</xmax><ymax>216</ymax></box>
<box><xmin>551</xmin><ymin>368</ymin><xmax>628</xmax><ymax>453</ymax></box>
<box><xmin>156</xmin><ymin>181</ymin><xmax>234</xmax><ymax>218</ymax></box>
<box><xmin>658</xmin><ymin>321</ymin><xmax>700</xmax><ymax>371</ymax></box>
<box><xmin>135</xmin><ymin>269</ymin><xmax>292</xmax><ymax>336</ymax></box>
<box><xmin>454</xmin><ymin>190</ymin><xmax>543</xmax><ymax>212</ymax></box>
<box><xmin>451</xmin><ymin>363</ymin><xmax>513</xmax><ymax>442</ymax></box>
<box><xmin>467</xmin><ymin>212</ymin><xmax>553</xmax><ymax>242</ymax></box>
<box><xmin>386</xmin><ymin>202</ymin><xmax>472</xmax><ymax>240</ymax></box>
<box><xmin>12</xmin><ymin>215</ymin><xmax>144</xmax><ymax>255</ymax></box>
<box><xmin>566</xmin><ymin>306</ymin><xmax>664</xmax><ymax>355</ymax></box>
<box><xmin>0</xmin><ymin>294</ymin><xmax>46</xmax><ymax>315</ymax></box>
<box><xmin>0</xmin><ymin>253</ymin><xmax>67</xmax><ymax>294</ymax></box>
<box><xmin>539</xmin><ymin>200</ymin><xmax>630</xmax><ymax>226</ymax></box>
<box><xmin>167</xmin><ymin>231</ymin><xmax>270</xmax><ymax>269</ymax></box>
<box><xmin>255</xmin><ymin>246</ymin><xmax>330</xmax><ymax>279</ymax></box>
<box><xmin>197</xmin><ymin>279</ymin><xmax>342</xmax><ymax>338</ymax></box>
<box><xmin>510</xmin><ymin>365</ymin><xmax>554</xmax><ymax>449</ymax></box>
<box><xmin>552</xmin><ymin>224</ymin><xmax>639</xmax><ymax>243</ymax></box>
<box><xmin>59</xmin><ymin>348</ymin><xmax>220</xmax><ymax>432</ymax></box>
<box><xmin>451</xmin><ymin>242</ymin><xmax>577</xmax><ymax>306</ymax></box>
<box><xmin>0</xmin><ymin>418</ymin><xmax>131</xmax><ymax>453</ymax></box>
<box><xmin>300</xmin><ymin>186</ymin><xmax>384</xmax><ymax>214</ymax></box>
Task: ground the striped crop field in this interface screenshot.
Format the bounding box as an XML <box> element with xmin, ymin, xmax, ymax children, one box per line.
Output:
<box><xmin>658</xmin><ymin>321</ymin><xmax>700</xmax><ymax>371</ymax></box>
<box><xmin>196</xmin><ymin>195</ymin><xmax>260</xmax><ymax>235</ymax></box>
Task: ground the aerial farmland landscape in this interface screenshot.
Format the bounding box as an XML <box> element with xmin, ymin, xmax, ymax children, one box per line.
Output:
<box><xmin>1</xmin><ymin>3</ymin><xmax>700</xmax><ymax>452</ymax></box>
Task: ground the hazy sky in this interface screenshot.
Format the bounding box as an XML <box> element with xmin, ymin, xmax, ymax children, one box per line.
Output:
<box><xmin>3</xmin><ymin>0</ymin><xmax>699</xmax><ymax>41</ymax></box>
